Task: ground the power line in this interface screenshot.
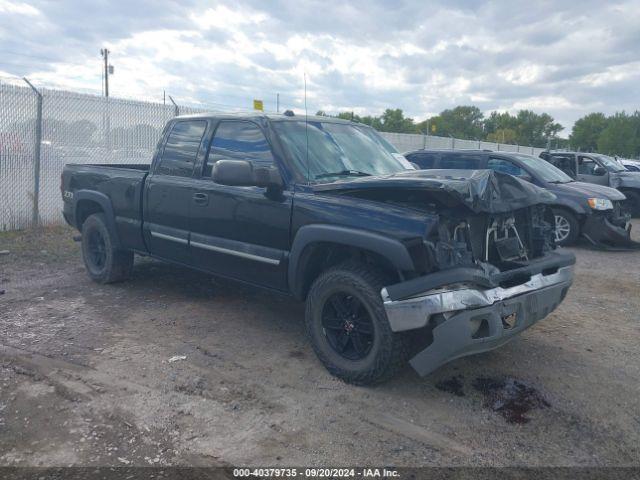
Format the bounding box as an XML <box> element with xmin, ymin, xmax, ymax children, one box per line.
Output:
<box><xmin>0</xmin><ymin>50</ymin><xmax>62</xmax><ymax>62</ymax></box>
<box><xmin>0</xmin><ymin>61</ymin><xmax>42</xmax><ymax>70</ymax></box>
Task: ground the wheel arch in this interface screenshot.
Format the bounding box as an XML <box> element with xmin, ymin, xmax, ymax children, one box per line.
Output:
<box><xmin>288</xmin><ymin>225</ymin><xmax>415</xmax><ymax>300</ymax></box>
<box><xmin>74</xmin><ymin>190</ymin><xmax>120</xmax><ymax>247</ymax></box>
<box><xmin>551</xmin><ymin>206</ymin><xmax>581</xmax><ymax>245</ymax></box>
<box><xmin>551</xmin><ymin>204</ymin><xmax>585</xmax><ymax>224</ymax></box>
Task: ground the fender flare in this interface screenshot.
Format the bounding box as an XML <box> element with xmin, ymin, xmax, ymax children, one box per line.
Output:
<box><xmin>288</xmin><ymin>224</ymin><xmax>415</xmax><ymax>298</ymax></box>
<box><xmin>73</xmin><ymin>190</ymin><xmax>121</xmax><ymax>247</ymax></box>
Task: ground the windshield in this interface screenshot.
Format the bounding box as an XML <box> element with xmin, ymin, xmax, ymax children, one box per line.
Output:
<box><xmin>592</xmin><ymin>153</ymin><xmax>626</xmax><ymax>172</ymax></box>
<box><xmin>511</xmin><ymin>153</ymin><xmax>574</xmax><ymax>183</ymax></box>
<box><xmin>273</xmin><ymin>121</ymin><xmax>406</xmax><ymax>181</ymax></box>
<box><xmin>358</xmin><ymin>126</ymin><xmax>399</xmax><ymax>154</ymax></box>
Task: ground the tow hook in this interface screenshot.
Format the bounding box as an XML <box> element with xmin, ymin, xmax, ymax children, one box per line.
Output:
<box><xmin>502</xmin><ymin>312</ymin><xmax>517</xmax><ymax>329</ymax></box>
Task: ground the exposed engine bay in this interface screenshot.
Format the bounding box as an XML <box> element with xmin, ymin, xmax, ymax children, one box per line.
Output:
<box><xmin>425</xmin><ymin>205</ymin><xmax>556</xmax><ymax>275</ymax></box>
<box><xmin>313</xmin><ymin>168</ymin><xmax>560</xmax><ymax>276</ymax></box>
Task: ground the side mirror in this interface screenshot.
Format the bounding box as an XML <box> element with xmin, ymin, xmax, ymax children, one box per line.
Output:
<box><xmin>212</xmin><ymin>159</ymin><xmax>283</xmax><ymax>189</ymax></box>
<box><xmin>593</xmin><ymin>165</ymin><xmax>606</xmax><ymax>176</ymax></box>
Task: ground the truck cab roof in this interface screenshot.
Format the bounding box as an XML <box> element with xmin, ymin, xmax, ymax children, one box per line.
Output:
<box><xmin>174</xmin><ymin>111</ymin><xmax>359</xmax><ymax>125</ymax></box>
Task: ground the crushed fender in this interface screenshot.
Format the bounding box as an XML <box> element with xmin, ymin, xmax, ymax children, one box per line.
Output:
<box><xmin>313</xmin><ymin>169</ymin><xmax>556</xmax><ymax>214</ymax></box>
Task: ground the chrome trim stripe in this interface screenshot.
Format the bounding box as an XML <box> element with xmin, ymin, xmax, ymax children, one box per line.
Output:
<box><xmin>382</xmin><ymin>265</ymin><xmax>574</xmax><ymax>332</ymax></box>
<box><xmin>150</xmin><ymin>231</ymin><xmax>188</xmax><ymax>245</ymax></box>
<box><xmin>190</xmin><ymin>241</ymin><xmax>280</xmax><ymax>265</ymax></box>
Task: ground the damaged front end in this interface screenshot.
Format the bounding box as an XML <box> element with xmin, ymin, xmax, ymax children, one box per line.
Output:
<box><xmin>314</xmin><ymin>169</ymin><xmax>576</xmax><ymax>376</ymax></box>
<box><xmin>375</xmin><ymin>171</ymin><xmax>575</xmax><ymax>377</ymax></box>
<box><xmin>582</xmin><ymin>201</ymin><xmax>640</xmax><ymax>250</ymax></box>
<box><xmin>381</xmin><ymin>204</ymin><xmax>574</xmax><ymax>376</ymax></box>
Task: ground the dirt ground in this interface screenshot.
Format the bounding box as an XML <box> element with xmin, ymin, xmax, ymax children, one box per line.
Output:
<box><xmin>0</xmin><ymin>224</ymin><xmax>639</xmax><ymax>468</ymax></box>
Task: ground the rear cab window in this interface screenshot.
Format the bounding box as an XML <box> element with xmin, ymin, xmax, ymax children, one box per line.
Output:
<box><xmin>548</xmin><ymin>154</ymin><xmax>576</xmax><ymax>177</ymax></box>
<box><xmin>156</xmin><ymin>120</ymin><xmax>207</xmax><ymax>177</ymax></box>
<box><xmin>408</xmin><ymin>152</ymin><xmax>439</xmax><ymax>169</ymax></box>
<box><xmin>439</xmin><ymin>153</ymin><xmax>482</xmax><ymax>169</ymax></box>
<box><xmin>205</xmin><ymin>121</ymin><xmax>274</xmax><ymax>177</ymax></box>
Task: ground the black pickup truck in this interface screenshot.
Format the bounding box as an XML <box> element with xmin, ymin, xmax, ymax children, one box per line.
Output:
<box><xmin>62</xmin><ymin>113</ymin><xmax>574</xmax><ymax>384</ymax></box>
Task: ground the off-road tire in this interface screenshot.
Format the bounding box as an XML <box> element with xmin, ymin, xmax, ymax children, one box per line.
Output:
<box><xmin>304</xmin><ymin>260</ymin><xmax>407</xmax><ymax>385</ymax></box>
<box><xmin>552</xmin><ymin>208</ymin><xmax>580</xmax><ymax>246</ymax></box>
<box><xmin>81</xmin><ymin>213</ymin><xmax>133</xmax><ymax>284</ymax></box>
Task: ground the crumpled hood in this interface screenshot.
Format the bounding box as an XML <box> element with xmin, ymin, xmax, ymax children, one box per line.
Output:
<box><xmin>610</xmin><ymin>171</ymin><xmax>640</xmax><ymax>189</ymax></box>
<box><xmin>313</xmin><ymin>169</ymin><xmax>556</xmax><ymax>214</ymax></box>
<box><xmin>560</xmin><ymin>181</ymin><xmax>626</xmax><ymax>201</ymax></box>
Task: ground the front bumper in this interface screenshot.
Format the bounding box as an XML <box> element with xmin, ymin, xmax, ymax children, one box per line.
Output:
<box><xmin>582</xmin><ymin>211</ymin><xmax>640</xmax><ymax>250</ymax></box>
<box><xmin>381</xmin><ymin>257</ymin><xmax>574</xmax><ymax>377</ymax></box>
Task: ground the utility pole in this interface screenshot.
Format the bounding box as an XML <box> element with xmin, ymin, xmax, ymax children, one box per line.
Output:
<box><xmin>100</xmin><ymin>48</ymin><xmax>110</xmax><ymax>97</ymax></box>
<box><xmin>276</xmin><ymin>93</ymin><xmax>280</xmax><ymax>113</ymax></box>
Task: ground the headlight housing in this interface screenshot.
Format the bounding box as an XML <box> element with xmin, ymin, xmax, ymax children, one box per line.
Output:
<box><xmin>587</xmin><ymin>198</ymin><xmax>613</xmax><ymax>210</ymax></box>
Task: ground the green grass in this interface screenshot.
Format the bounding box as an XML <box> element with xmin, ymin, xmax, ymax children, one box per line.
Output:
<box><xmin>0</xmin><ymin>225</ymin><xmax>79</xmax><ymax>265</ymax></box>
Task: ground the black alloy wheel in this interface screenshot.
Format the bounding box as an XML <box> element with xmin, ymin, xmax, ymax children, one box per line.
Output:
<box><xmin>86</xmin><ymin>228</ymin><xmax>107</xmax><ymax>271</ymax></box>
<box><xmin>321</xmin><ymin>292</ymin><xmax>374</xmax><ymax>360</ymax></box>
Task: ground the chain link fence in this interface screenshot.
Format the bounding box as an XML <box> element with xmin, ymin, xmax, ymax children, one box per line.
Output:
<box><xmin>0</xmin><ymin>79</ymin><xmax>547</xmax><ymax>232</ymax></box>
<box><xmin>0</xmin><ymin>82</ymin><xmax>38</xmax><ymax>231</ymax></box>
<box><xmin>0</xmin><ymin>79</ymin><xmax>209</xmax><ymax>231</ymax></box>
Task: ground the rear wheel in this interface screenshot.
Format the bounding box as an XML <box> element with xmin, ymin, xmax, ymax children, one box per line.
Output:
<box><xmin>552</xmin><ymin>208</ymin><xmax>580</xmax><ymax>246</ymax></box>
<box><xmin>304</xmin><ymin>261</ymin><xmax>407</xmax><ymax>385</ymax></box>
<box><xmin>81</xmin><ymin>213</ymin><xmax>133</xmax><ymax>284</ymax></box>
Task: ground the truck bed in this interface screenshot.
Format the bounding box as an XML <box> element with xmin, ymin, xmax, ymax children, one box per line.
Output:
<box><xmin>61</xmin><ymin>163</ymin><xmax>150</xmax><ymax>253</ymax></box>
<box><xmin>74</xmin><ymin>163</ymin><xmax>150</xmax><ymax>171</ymax></box>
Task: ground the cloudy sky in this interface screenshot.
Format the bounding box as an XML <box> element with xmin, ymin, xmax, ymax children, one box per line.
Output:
<box><xmin>1</xmin><ymin>0</ymin><xmax>639</xmax><ymax>132</ymax></box>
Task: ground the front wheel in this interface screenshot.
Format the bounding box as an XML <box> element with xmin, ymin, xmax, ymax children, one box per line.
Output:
<box><xmin>304</xmin><ymin>261</ymin><xmax>407</xmax><ymax>385</ymax></box>
<box><xmin>552</xmin><ymin>209</ymin><xmax>580</xmax><ymax>246</ymax></box>
<box><xmin>81</xmin><ymin>213</ymin><xmax>133</xmax><ymax>284</ymax></box>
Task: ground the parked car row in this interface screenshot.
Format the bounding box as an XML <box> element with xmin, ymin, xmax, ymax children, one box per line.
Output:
<box><xmin>539</xmin><ymin>151</ymin><xmax>640</xmax><ymax>217</ymax></box>
<box><xmin>61</xmin><ymin>112</ymin><xmax>576</xmax><ymax>384</ymax></box>
<box><xmin>617</xmin><ymin>157</ymin><xmax>640</xmax><ymax>172</ymax></box>
<box><xmin>402</xmin><ymin>149</ymin><xmax>639</xmax><ymax>249</ymax></box>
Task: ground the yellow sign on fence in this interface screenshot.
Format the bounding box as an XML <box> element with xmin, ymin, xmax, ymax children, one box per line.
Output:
<box><xmin>253</xmin><ymin>99</ymin><xmax>264</xmax><ymax>111</ymax></box>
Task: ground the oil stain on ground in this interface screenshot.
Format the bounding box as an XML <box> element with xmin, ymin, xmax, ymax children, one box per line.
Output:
<box><xmin>472</xmin><ymin>376</ymin><xmax>550</xmax><ymax>424</ymax></box>
<box><xmin>435</xmin><ymin>375</ymin><xmax>465</xmax><ymax>397</ymax></box>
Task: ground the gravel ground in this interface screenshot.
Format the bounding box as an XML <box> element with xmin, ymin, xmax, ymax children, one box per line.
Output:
<box><xmin>0</xmin><ymin>224</ymin><xmax>639</xmax><ymax>467</ymax></box>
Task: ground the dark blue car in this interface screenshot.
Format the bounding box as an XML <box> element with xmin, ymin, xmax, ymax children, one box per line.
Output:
<box><xmin>405</xmin><ymin>149</ymin><xmax>634</xmax><ymax>248</ymax></box>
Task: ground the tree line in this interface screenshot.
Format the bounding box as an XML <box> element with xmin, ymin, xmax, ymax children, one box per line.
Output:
<box><xmin>317</xmin><ymin>106</ymin><xmax>640</xmax><ymax>157</ymax></box>
<box><xmin>569</xmin><ymin>111</ymin><xmax>640</xmax><ymax>158</ymax></box>
<box><xmin>316</xmin><ymin>106</ymin><xmax>564</xmax><ymax>149</ymax></box>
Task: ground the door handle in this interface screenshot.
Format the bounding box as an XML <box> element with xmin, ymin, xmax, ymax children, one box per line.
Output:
<box><xmin>193</xmin><ymin>192</ymin><xmax>209</xmax><ymax>205</ymax></box>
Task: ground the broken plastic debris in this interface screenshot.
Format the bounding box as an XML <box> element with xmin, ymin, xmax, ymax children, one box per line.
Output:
<box><xmin>168</xmin><ymin>355</ymin><xmax>187</xmax><ymax>363</ymax></box>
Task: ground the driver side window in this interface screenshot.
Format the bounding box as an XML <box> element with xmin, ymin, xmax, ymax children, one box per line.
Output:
<box><xmin>204</xmin><ymin>121</ymin><xmax>274</xmax><ymax>177</ymax></box>
<box><xmin>578</xmin><ymin>156</ymin><xmax>596</xmax><ymax>175</ymax></box>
